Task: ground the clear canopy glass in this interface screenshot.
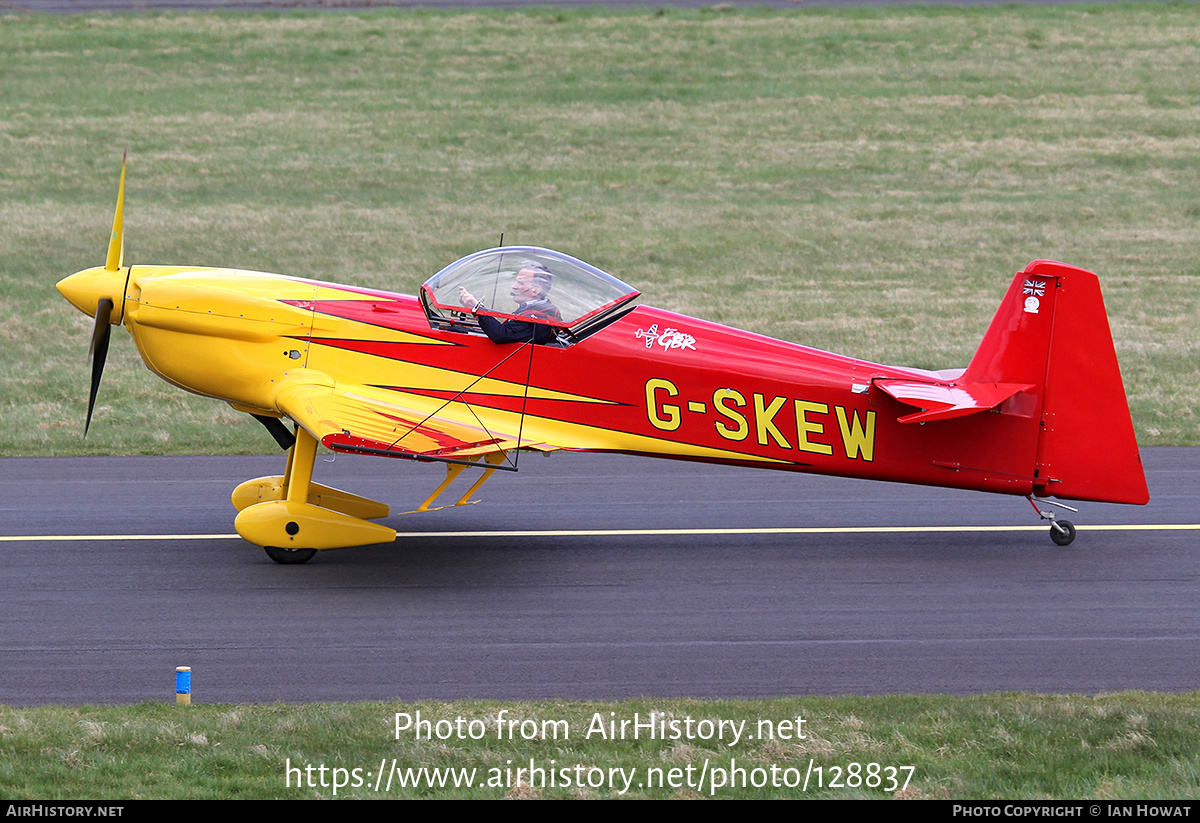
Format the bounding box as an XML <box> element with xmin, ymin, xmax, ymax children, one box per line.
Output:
<box><xmin>420</xmin><ymin>247</ymin><xmax>640</xmax><ymax>342</ymax></box>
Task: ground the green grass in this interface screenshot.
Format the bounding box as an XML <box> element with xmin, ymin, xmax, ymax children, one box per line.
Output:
<box><xmin>3</xmin><ymin>693</ymin><xmax>1200</xmax><ymax>799</ymax></box>
<box><xmin>1</xmin><ymin>4</ymin><xmax>1197</xmax><ymax>456</ymax></box>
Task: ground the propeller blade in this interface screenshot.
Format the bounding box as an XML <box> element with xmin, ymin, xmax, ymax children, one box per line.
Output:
<box><xmin>104</xmin><ymin>152</ymin><xmax>126</xmax><ymax>272</ymax></box>
<box><xmin>85</xmin><ymin>297</ymin><xmax>114</xmax><ymax>436</ymax></box>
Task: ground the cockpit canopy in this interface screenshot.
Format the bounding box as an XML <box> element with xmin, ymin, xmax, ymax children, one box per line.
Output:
<box><xmin>420</xmin><ymin>247</ymin><xmax>640</xmax><ymax>344</ymax></box>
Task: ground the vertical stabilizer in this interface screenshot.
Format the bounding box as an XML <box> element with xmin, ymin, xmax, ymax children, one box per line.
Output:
<box><xmin>965</xmin><ymin>261</ymin><xmax>1147</xmax><ymax>505</ymax></box>
<box><xmin>962</xmin><ymin>263</ymin><xmax>1059</xmax><ymax>391</ymax></box>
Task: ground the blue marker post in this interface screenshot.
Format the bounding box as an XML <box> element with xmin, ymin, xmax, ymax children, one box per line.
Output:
<box><xmin>176</xmin><ymin>666</ymin><xmax>191</xmax><ymax>706</ymax></box>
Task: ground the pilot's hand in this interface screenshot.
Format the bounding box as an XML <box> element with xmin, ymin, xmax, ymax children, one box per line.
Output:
<box><xmin>458</xmin><ymin>286</ymin><xmax>479</xmax><ymax>311</ymax></box>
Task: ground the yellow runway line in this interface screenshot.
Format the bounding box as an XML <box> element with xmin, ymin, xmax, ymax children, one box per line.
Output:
<box><xmin>3</xmin><ymin>524</ymin><xmax>1198</xmax><ymax>542</ymax></box>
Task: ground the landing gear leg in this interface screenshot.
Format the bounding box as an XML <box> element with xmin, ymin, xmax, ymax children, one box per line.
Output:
<box><xmin>263</xmin><ymin>428</ymin><xmax>319</xmax><ymax>565</ymax></box>
<box><xmin>234</xmin><ymin>426</ymin><xmax>396</xmax><ymax>561</ymax></box>
<box><xmin>1027</xmin><ymin>495</ymin><xmax>1079</xmax><ymax>546</ymax></box>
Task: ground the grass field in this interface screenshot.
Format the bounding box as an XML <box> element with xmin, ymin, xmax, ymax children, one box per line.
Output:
<box><xmin>1</xmin><ymin>3</ymin><xmax>1197</xmax><ymax>456</ymax></box>
<box><xmin>4</xmin><ymin>693</ymin><xmax>1200</xmax><ymax>799</ymax></box>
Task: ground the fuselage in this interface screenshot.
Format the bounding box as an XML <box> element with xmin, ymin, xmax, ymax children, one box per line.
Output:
<box><xmin>60</xmin><ymin>262</ymin><xmax>1062</xmax><ymax>499</ymax></box>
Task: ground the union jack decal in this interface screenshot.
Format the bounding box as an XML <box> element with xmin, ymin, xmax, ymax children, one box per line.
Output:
<box><xmin>1023</xmin><ymin>279</ymin><xmax>1046</xmax><ymax>297</ymax></box>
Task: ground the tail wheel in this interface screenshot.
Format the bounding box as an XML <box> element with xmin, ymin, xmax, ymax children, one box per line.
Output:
<box><xmin>264</xmin><ymin>546</ymin><xmax>317</xmax><ymax>565</ymax></box>
<box><xmin>1049</xmin><ymin>521</ymin><xmax>1077</xmax><ymax>547</ymax></box>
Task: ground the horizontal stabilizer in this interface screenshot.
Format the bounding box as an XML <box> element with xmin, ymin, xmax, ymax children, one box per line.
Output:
<box><xmin>874</xmin><ymin>379</ymin><xmax>1033</xmax><ymax>424</ymax></box>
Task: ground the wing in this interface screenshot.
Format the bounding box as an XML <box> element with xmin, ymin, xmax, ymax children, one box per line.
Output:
<box><xmin>273</xmin><ymin>372</ymin><xmax>560</xmax><ymax>461</ymax></box>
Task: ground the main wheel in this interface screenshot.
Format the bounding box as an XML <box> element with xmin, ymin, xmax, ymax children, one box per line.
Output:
<box><xmin>1049</xmin><ymin>520</ymin><xmax>1076</xmax><ymax>547</ymax></box>
<box><xmin>264</xmin><ymin>545</ymin><xmax>317</xmax><ymax>565</ymax></box>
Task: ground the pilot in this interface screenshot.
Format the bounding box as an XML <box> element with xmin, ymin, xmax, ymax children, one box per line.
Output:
<box><xmin>458</xmin><ymin>261</ymin><xmax>562</xmax><ymax>344</ymax></box>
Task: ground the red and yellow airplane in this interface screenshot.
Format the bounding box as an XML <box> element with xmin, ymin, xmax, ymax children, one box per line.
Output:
<box><xmin>57</xmin><ymin>160</ymin><xmax>1148</xmax><ymax>563</ymax></box>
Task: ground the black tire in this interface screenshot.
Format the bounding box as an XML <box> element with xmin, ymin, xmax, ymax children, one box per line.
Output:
<box><xmin>264</xmin><ymin>546</ymin><xmax>317</xmax><ymax>565</ymax></box>
<box><xmin>1049</xmin><ymin>521</ymin><xmax>1076</xmax><ymax>547</ymax></box>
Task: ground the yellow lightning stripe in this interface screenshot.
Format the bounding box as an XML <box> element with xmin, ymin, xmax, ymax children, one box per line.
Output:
<box><xmin>300</xmin><ymin>293</ymin><xmax>617</xmax><ymax>404</ymax></box>
<box><xmin>382</xmin><ymin>372</ymin><xmax>619</xmax><ymax>405</ymax></box>
<box><xmin>304</xmin><ymin>283</ymin><xmax>414</xmax><ymax>303</ymax></box>
<box><xmin>312</xmin><ymin>324</ymin><xmax>455</xmax><ymax>346</ymax></box>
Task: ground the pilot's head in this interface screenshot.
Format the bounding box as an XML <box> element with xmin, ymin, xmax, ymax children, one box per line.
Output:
<box><xmin>512</xmin><ymin>261</ymin><xmax>553</xmax><ymax>301</ymax></box>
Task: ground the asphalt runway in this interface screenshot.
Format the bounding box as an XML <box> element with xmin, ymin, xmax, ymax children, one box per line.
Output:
<box><xmin>1</xmin><ymin>448</ymin><xmax>1196</xmax><ymax>705</ymax></box>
